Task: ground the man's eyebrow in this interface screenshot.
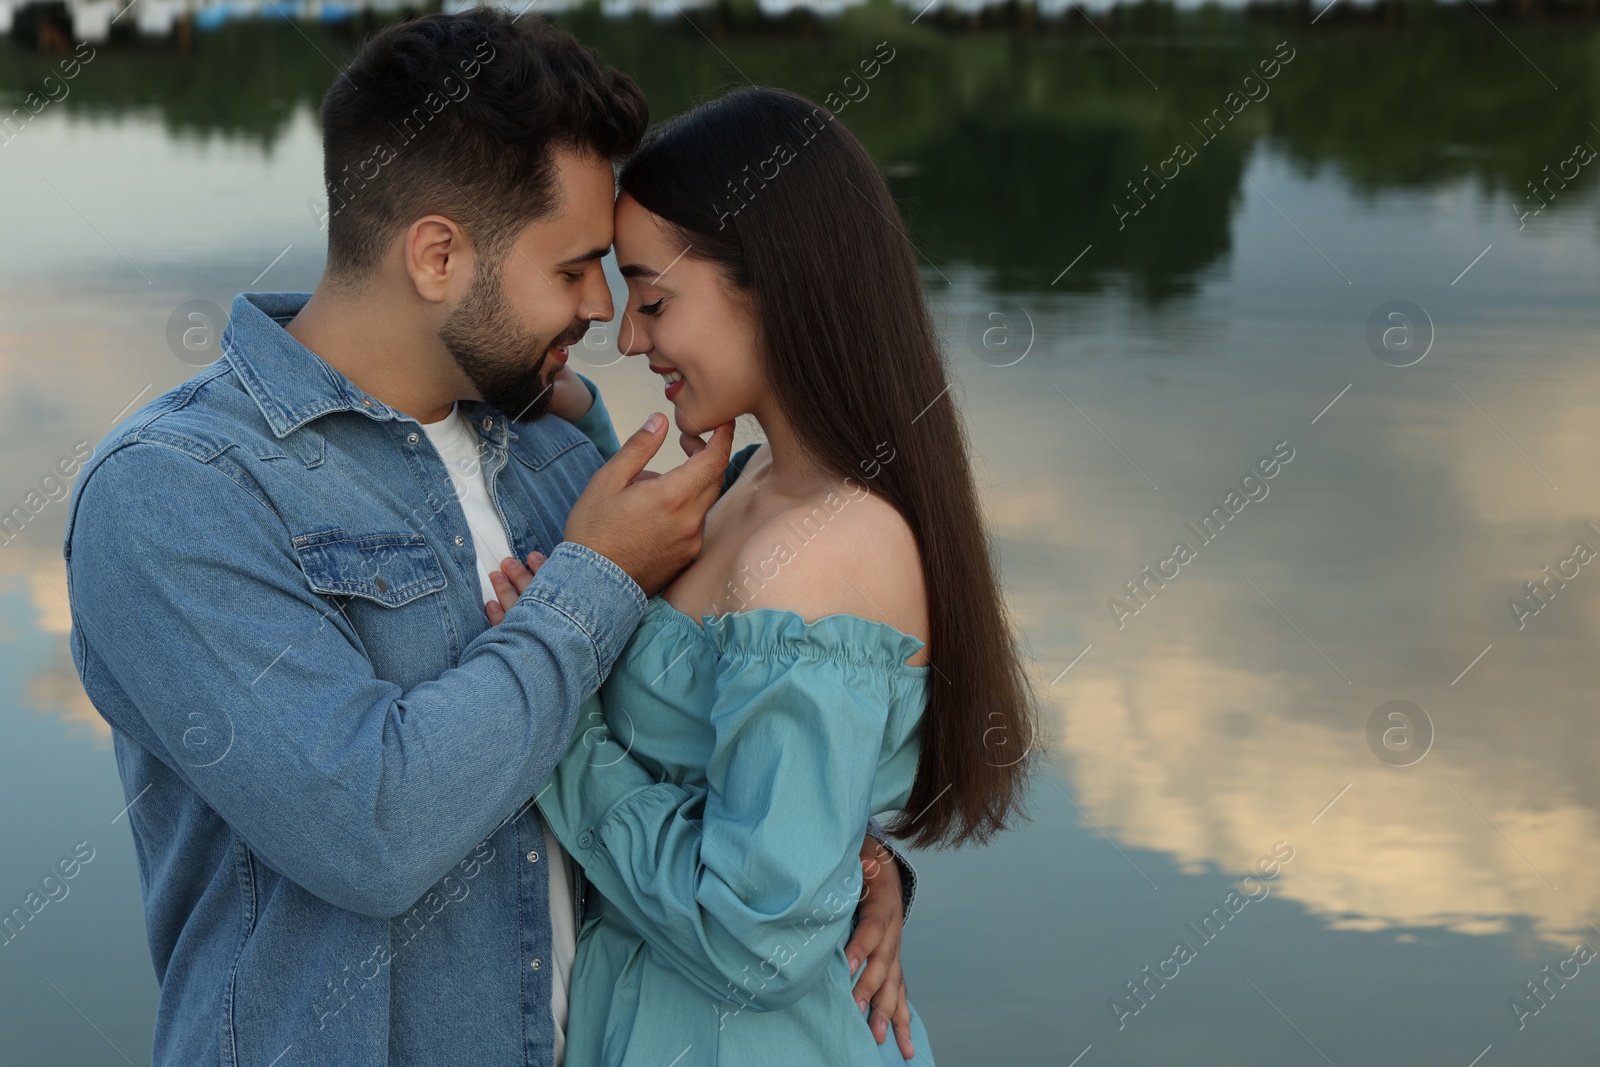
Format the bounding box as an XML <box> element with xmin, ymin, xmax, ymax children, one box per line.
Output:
<box><xmin>617</xmin><ymin>263</ymin><xmax>658</xmax><ymax>279</ymax></box>
<box><xmin>555</xmin><ymin>245</ymin><xmax>612</xmax><ymax>268</ymax></box>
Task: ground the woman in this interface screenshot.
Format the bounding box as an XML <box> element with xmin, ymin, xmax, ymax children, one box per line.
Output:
<box><xmin>490</xmin><ymin>86</ymin><xmax>1037</xmax><ymax>1066</ymax></box>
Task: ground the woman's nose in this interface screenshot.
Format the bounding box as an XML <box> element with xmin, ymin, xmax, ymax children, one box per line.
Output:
<box><xmin>617</xmin><ymin>310</ymin><xmax>651</xmax><ymax>358</ymax></box>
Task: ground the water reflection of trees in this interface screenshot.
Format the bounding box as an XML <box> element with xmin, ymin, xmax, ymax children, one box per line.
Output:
<box><xmin>4</xmin><ymin>9</ymin><xmax>1596</xmax><ymax>297</ymax></box>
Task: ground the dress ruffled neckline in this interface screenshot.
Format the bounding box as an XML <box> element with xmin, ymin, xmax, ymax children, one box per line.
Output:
<box><xmin>644</xmin><ymin>595</ymin><xmax>929</xmax><ymax>673</ymax></box>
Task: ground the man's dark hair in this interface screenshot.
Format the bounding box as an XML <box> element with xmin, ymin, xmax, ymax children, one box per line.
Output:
<box><xmin>319</xmin><ymin>10</ymin><xmax>647</xmax><ymax>284</ymax></box>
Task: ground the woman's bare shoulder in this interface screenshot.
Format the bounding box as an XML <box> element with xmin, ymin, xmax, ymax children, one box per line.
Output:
<box><xmin>727</xmin><ymin>488</ymin><xmax>929</xmax><ymax>662</ymax></box>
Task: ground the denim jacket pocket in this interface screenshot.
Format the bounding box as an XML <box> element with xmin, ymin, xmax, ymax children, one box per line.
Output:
<box><xmin>292</xmin><ymin>530</ymin><xmax>448</xmax><ymax>607</ymax></box>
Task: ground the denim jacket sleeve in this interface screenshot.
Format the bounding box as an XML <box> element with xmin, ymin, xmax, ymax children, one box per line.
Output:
<box><xmin>66</xmin><ymin>440</ymin><xmax>644</xmax><ymax>918</ymax></box>
<box><xmin>865</xmin><ymin>817</ymin><xmax>916</xmax><ymax>925</ymax></box>
<box><xmin>565</xmin><ymin>373</ymin><xmax>621</xmax><ymax>461</ymax></box>
<box><xmin>538</xmin><ymin>648</ymin><xmax>903</xmax><ymax>1011</ymax></box>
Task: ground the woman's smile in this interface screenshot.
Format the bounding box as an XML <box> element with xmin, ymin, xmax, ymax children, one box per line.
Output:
<box><xmin>649</xmin><ymin>363</ymin><xmax>685</xmax><ymax>400</ymax></box>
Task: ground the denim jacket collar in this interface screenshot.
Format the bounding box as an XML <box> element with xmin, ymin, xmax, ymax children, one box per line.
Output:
<box><xmin>222</xmin><ymin>290</ymin><xmax>523</xmax><ymax>462</ymax></box>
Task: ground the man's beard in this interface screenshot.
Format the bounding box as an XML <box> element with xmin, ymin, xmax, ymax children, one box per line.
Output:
<box><xmin>439</xmin><ymin>261</ymin><xmax>589</xmax><ymax>424</ymax></box>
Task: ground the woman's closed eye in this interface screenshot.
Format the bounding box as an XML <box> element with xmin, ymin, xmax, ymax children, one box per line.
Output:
<box><xmin>635</xmin><ymin>298</ymin><xmax>663</xmax><ymax>316</ymax></box>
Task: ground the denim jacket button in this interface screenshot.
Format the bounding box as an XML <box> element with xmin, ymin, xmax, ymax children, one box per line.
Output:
<box><xmin>374</xmin><ymin>578</ymin><xmax>388</xmax><ymax>593</ymax></box>
<box><xmin>406</xmin><ymin>432</ymin><xmax>419</xmax><ymax>445</ymax></box>
<box><xmin>530</xmin><ymin>958</ymin><xmax>542</xmax><ymax>971</ymax></box>
<box><xmin>526</xmin><ymin>851</ymin><xmax>539</xmax><ymax>863</ymax></box>
<box><xmin>576</xmin><ymin>830</ymin><xmax>594</xmax><ymax>850</ymax></box>
<box><xmin>481</xmin><ymin>417</ymin><xmax>493</xmax><ymax>431</ymax></box>
<box><xmin>454</xmin><ymin>535</ymin><xmax>466</xmax><ymax>547</ymax></box>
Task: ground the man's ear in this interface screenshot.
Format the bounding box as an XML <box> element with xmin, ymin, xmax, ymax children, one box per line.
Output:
<box><xmin>404</xmin><ymin>214</ymin><xmax>471</xmax><ymax>304</ymax></box>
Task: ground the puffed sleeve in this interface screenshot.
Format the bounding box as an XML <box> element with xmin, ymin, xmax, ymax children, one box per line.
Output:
<box><xmin>538</xmin><ymin>610</ymin><xmax>926</xmax><ymax>1011</ymax></box>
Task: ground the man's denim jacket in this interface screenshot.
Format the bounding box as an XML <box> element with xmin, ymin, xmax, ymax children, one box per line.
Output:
<box><xmin>63</xmin><ymin>290</ymin><xmax>911</xmax><ymax>1067</ymax></box>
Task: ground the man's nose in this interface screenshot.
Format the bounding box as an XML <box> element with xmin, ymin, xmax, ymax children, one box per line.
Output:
<box><xmin>579</xmin><ymin>268</ymin><xmax>614</xmax><ymax>324</ymax></box>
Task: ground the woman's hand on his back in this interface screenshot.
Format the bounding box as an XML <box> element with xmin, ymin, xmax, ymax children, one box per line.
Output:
<box><xmin>484</xmin><ymin>553</ymin><xmax>545</xmax><ymax>625</ymax></box>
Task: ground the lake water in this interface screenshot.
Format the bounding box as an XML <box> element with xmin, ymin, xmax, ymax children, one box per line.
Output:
<box><xmin>3</xmin><ymin>6</ymin><xmax>1600</xmax><ymax>1065</ymax></box>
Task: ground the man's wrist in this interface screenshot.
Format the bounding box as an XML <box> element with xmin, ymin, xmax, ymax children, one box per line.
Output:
<box><xmin>866</xmin><ymin>820</ymin><xmax>916</xmax><ymax>924</ymax></box>
<box><xmin>518</xmin><ymin>541</ymin><xmax>646</xmax><ymax>687</ymax></box>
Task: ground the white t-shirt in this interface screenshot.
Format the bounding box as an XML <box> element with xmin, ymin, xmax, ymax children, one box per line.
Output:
<box><xmin>421</xmin><ymin>403</ymin><xmax>576</xmax><ymax>1065</ymax></box>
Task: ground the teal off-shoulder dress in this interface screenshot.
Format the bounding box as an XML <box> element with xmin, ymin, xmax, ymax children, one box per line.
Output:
<box><xmin>536</xmin><ymin>583</ymin><xmax>936</xmax><ymax>1065</ymax></box>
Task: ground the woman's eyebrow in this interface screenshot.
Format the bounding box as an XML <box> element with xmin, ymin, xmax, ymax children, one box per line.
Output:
<box><xmin>617</xmin><ymin>263</ymin><xmax>658</xmax><ymax>280</ymax></box>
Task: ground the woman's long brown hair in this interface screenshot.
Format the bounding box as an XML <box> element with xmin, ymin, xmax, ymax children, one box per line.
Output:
<box><xmin>619</xmin><ymin>86</ymin><xmax>1039</xmax><ymax>848</ymax></box>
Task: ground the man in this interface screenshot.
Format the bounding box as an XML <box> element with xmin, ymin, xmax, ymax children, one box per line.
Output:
<box><xmin>64</xmin><ymin>11</ymin><xmax>912</xmax><ymax>1066</ymax></box>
